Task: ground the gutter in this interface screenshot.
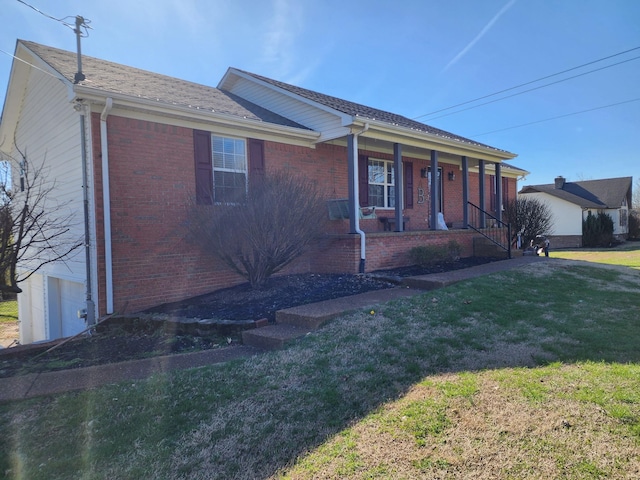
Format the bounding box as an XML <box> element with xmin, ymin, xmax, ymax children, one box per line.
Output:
<box><xmin>351</xmin><ymin>123</ymin><xmax>369</xmax><ymax>273</ymax></box>
<box><xmin>100</xmin><ymin>98</ymin><xmax>114</xmax><ymax>313</ymax></box>
<box><xmin>348</xmin><ymin>117</ymin><xmax>517</xmax><ymax>162</ymax></box>
<box><xmin>72</xmin><ymin>86</ymin><xmax>320</xmax><ymax>144</ymax></box>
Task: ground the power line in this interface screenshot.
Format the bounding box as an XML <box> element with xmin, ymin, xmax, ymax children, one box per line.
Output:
<box><xmin>17</xmin><ymin>0</ymin><xmax>74</xmax><ymax>28</ymax></box>
<box><xmin>414</xmin><ymin>46</ymin><xmax>640</xmax><ymax>120</ymax></box>
<box><xmin>16</xmin><ymin>0</ymin><xmax>91</xmax><ymax>36</ymax></box>
<box><xmin>0</xmin><ymin>48</ymin><xmax>64</xmax><ymax>81</ymax></box>
<box><xmin>469</xmin><ymin>97</ymin><xmax>640</xmax><ymax>137</ymax></box>
<box><xmin>424</xmin><ymin>55</ymin><xmax>640</xmax><ymax>122</ymax></box>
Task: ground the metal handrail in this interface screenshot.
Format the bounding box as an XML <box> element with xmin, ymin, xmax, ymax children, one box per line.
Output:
<box><xmin>467</xmin><ymin>202</ymin><xmax>511</xmax><ymax>259</ymax></box>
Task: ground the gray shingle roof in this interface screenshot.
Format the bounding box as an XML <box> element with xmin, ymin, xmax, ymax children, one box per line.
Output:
<box><xmin>520</xmin><ymin>177</ymin><xmax>632</xmax><ymax>208</ymax></box>
<box><xmin>20</xmin><ymin>40</ymin><xmax>515</xmax><ymax>156</ymax></box>
<box><xmin>234</xmin><ymin>69</ymin><xmax>513</xmax><ymax>155</ymax></box>
<box><xmin>21</xmin><ymin>40</ymin><xmax>308</xmax><ymax>129</ymax></box>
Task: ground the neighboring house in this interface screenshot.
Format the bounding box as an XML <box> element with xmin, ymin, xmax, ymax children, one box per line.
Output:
<box><xmin>0</xmin><ymin>40</ymin><xmax>527</xmax><ymax>344</ymax></box>
<box><xmin>519</xmin><ymin>176</ymin><xmax>633</xmax><ymax>248</ymax></box>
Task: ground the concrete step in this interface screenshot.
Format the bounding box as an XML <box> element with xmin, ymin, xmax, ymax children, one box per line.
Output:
<box><xmin>242</xmin><ymin>287</ymin><xmax>422</xmax><ymax>351</ymax></box>
<box><xmin>241</xmin><ymin>324</ymin><xmax>311</xmax><ymax>351</ymax></box>
<box><xmin>276</xmin><ymin>287</ymin><xmax>420</xmax><ymax>329</ymax></box>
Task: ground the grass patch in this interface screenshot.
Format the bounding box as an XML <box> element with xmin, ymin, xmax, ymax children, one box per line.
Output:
<box><xmin>552</xmin><ymin>242</ymin><xmax>640</xmax><ymax>269</ymax></box>
<box><xmin>0</xmin><ymin>259</ymin><xmax>639</xmax><ymax>479</ymax></box>
<box><xmin>0</xmin><ymin>300</ymin><xmax>18</xmax><ymax>323</ymax></box>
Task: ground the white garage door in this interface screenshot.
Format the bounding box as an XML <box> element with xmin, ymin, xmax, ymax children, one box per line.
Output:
<box><xmin>48</xmin><ymin>278</ymin><xmax>86</xmax><ymax>339</ymax></box>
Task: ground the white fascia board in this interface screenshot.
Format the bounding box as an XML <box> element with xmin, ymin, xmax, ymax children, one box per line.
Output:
<box><xmin>219</xmin><ymin>68</ymin><xmax>353</xmax><ymax>126</ymax></box>
<box><xmin>352</xmin><ymin>118</ymin><xmax>517</xmax><ymax>163</ymax></box>
<box><xmin>73</xmin><ymin>86</ymin><xmax>321</xmax><ymax>147</ymax></box>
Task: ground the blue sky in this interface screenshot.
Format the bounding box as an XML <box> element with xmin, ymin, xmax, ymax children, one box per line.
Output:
<box><xmin>1</xmin><ymin>0</ymin><xmax>639</xmax><ymax>188</ymax></box>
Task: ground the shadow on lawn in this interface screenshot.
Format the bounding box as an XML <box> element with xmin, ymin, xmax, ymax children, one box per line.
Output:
<box><xmin>154</xmin><ymin>259</ymin><xmax>640</xmax><ymax>479</ymax></box>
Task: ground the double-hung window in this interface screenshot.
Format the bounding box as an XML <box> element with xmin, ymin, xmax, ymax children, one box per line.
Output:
<box><xmin>195</xmin><ymin>130</ymin><xmax>263</xmax><ymax>205</ymax></box>
<box><xmin>368</xmin><ymin>158</ymin><xmax>395</xmax><ymax>208</ymax></box>
<box><xmin>212</xmin><ymin>135</ymin><xmax>247</xmax><ymax>203</ymax></box>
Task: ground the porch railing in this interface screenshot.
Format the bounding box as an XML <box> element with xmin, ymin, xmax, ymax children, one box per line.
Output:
<box><xmin>467</xmin><ymin>202</ymin><xmax>512</xmax><ymax>259</ymax></box>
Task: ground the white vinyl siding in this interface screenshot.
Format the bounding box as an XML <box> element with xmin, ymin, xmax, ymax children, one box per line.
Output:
<box><xmin>225</xmin><ymin>77</ymin><xmax>350</xmax><ymax>140</ymax></box>
<box><xmin>11</xmin><ymin>60</ymin><xmax>93</xmax><ymax>343</ymax></box>
<box><xmin>12</xmin><ymin>68</ymin><xmax>86</xmax><ymax>281</ymax></box>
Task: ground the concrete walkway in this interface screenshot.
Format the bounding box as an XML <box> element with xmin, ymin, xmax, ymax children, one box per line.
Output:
<box><xmin>0</xmin><ymin>255</ymin><xmax>547</xmax><ymax>402</ymax></box>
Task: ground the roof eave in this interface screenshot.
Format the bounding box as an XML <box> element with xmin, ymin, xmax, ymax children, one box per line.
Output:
<box><xmin>348</xmin><ymin>118</ymin><xmax>517</xmax><ymax>163</ymax></box>
<box><xmin>72</xmin><ymin>85</ymin><xmax>321</xmax><ymax>143</ymax></box>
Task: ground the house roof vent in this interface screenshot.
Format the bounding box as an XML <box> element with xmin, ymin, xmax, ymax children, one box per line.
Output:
<box><xmin>554</xmin><ymin>176</ymin><xmax>566</xmax><ymax>189</ymax></box>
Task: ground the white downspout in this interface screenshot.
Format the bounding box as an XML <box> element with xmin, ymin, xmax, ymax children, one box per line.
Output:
<box><xmin>100</xmin><ymin>98</ymin><xmax>114</xmax><ymax>313</ymax></box>
<box><xmin>352</xmin><ymin>123</ymin><xmax>369</xmax><ymax>273</ymax></box>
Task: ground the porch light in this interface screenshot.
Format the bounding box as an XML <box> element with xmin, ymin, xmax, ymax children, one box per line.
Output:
<box><xmin>448</xmin><ymin>171</ymin><xmax>455</xmax><ymax>181</ymax></box>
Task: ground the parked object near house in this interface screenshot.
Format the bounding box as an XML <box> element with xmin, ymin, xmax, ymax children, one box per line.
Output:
<box><xmin>0</xmin><ymin>40</ymin><xmax>527</xmax><ymax>343</ymax></box>
<box><xmin>519</xmin><ymin>176</ymin><xmax>633</xmax><ymax>249</ymax></box>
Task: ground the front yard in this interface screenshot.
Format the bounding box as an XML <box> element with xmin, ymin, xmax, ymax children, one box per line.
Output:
<box><xmin>1</xmin><ymin>250</ymin><xmax>639</xmax><ymax>479</ymax></box>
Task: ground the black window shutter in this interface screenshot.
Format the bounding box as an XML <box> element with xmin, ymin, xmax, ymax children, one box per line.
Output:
<box><xmin>358</xmin><ymin>155</ymin><xmax>369</xmax><ymax>206</ymax></box>
<box><xmin>193</xmin><ymin>129</ymin><xmax>213</xmax><ymax>205</ymax></box>
<box><xmin>404</xmin><ymin>162</ymin><xmax>413</xmax><ymax>209</ymax></box>
<box><xmin>248</xmin><ymin>138</ymin><xmax>265</xmax><ymax>189</ymax></box>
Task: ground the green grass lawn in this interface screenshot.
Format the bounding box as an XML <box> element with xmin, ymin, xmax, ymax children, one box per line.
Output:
<box><xmin>1</xmin><ymin>257</ymin><xmax>639</xmax><ymax>479</ymax></box>
<box><xmin>0</xmin><ymin>300</ymin><xmax>18</xmax><ymax>323</ymax></box>
<box><xmin>552</xmin><ymin>241</ymin><xmax>640</xmax><ymax>269</ymax></box>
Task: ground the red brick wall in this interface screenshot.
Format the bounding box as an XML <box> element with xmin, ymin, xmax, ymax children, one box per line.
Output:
<box><xmin>311</xmin><ymin>230</ymin><xmax>476</xmax><ymax>273</ymax></box>
<box><xmin>92</xmin><ymin>114</ymin><xmax>514</xmax><ymax>314</ymax></box>
<box><xmin>91</xmin><ymin>114</ymin><xmax>245</xmax><ymax>315</ymax></box>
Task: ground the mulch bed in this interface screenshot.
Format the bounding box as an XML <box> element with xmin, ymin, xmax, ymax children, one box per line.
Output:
<box><xmin>0</xmin><ymin>257</ymin><xmax>499</xmax><ymax>378</ymax></box>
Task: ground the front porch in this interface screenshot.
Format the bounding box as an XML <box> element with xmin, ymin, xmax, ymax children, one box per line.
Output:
<box><xmin>311</xmin><ymin>228</ymin><xmax>500</xmax><ymax>274</ymax></box>
<box><xmin>316</xmin><ymin>192</ymin><xmax>514</xmax><ymax>274</ymax></box>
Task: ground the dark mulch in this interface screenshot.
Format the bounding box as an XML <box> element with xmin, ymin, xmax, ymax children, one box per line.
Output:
<box><xmin>145</xmin><ymin>256</ymin><xmax>498</xmax><ymax>322</ymax></box>
<box><xmin>0</xmin><ymin>257</ymin><xmax>499</xmax><ymax>378</ymax></box>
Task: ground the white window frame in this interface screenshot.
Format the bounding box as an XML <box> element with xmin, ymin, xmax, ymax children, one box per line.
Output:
<box><xmin>211</xmin><ymin>135</ymin><xmax>248</xmax><ymax>203</ymax></box>
<box><xmin>368</xmin><ymin>158</ymin><xmax>396</xmax><ymax>209</ymax></box>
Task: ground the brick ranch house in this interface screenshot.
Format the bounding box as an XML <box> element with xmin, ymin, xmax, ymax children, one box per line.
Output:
<box><xmin>0</xmin><ymin>40</ymin><xmax>527</xmax><ymax>344</ymax></box>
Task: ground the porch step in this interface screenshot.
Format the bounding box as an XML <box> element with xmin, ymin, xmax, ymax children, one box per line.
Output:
<box><xmin>242</xmin><ymin>287</ymin><xmax>422</xmax><ymax>350</ymax></box>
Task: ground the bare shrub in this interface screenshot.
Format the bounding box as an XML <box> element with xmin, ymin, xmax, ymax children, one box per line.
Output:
<box><xmin>188</xmin><ymin>170</ymin><xmax>328</xmax><ymax>289</ymax></box>
<box><xmin>0</xmin><ymin>147</ymin><xmax>82</xmax><ymax>293</ymax></box>
<box><xmin>504</xmin><ymin>197</ymin><xmax>554</xmax><ymax>247</ymax></box>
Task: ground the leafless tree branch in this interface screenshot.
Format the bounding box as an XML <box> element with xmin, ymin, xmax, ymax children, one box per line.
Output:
<box><xmin>0</xmin><ymin>146</ymin><xmax>83</xmax><ymax>293</ymax></box>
